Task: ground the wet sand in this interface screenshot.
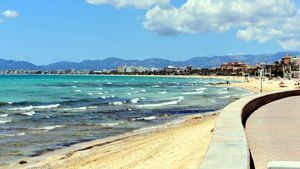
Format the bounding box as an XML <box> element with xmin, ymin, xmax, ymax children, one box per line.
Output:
<box><xmin>14</xmin><ymin>113</ymin><xmax>217</xmax><ymax>169</ymax></box>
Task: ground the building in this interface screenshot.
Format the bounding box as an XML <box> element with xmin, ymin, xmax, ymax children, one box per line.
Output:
<box><xmin>163</xmin><ymin>66</ymin><xmax>192</xmax><ymax>75</ymax></box>
<box><xmin>220</xmin><ymin>62</ymin><xmax>249</xmax><ymax>76</ymax></box>
<box><xmin>281</xmin><ymin>55</ymin><xmax>300</xmax><ymax>79</ymax></box>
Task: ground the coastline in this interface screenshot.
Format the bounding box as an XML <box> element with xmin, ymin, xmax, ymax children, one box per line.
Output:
<box><xmin>5</xmin><ymin>74</ymin><xmax>299</xmax><ymax>169</ymax></box>
<box><xmin>12</xmin><ymin>112</ymin><xmax>218</xmax><ymax>169</ymax></box>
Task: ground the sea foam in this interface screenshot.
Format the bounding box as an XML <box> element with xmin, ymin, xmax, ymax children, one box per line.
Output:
<box><xmin>133</xmin><ymin>116</ymin><xmax>157</xmax><ymax>121</ymax></box>
<box><xmin>21</xmin><ymin>111</ymin><xmax>36</xmax><ymax>116</ymax></box>
<box><xmin>9</xmin><ymin>104</ymin><xmax>60</xmax><ymax>111</ymax></box>
<box><xmin>182</xmin><ymin>91</ymin><xmax>204</xmax><ymax>95</ymax></box>
<box><xmin>136</xmin><ymin>97</ymin><xmax>184</xmax><ymax>108</ymax></box>
<box><xmin>130</xmin><ymin>98</ymin><xmax>140</xmax><ymax>104</ymax></box>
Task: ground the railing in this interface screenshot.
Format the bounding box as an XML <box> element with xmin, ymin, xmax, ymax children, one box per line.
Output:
<box><xmin>199</xmin><ymin>89</ymin><xmax>300</xmax><ymax>169</ymax></box>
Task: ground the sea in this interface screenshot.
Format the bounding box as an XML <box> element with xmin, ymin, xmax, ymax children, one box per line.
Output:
<box><xmin>0</xmin><ymin>75</ymin><xmax>252</xmax><ymax>166</ymax></box>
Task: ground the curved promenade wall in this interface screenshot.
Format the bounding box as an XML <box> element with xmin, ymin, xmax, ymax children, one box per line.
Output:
<box><xmin>199</xmin><ymin>89</ymin><xmax>300</xmax><ymax>169</ymax></box>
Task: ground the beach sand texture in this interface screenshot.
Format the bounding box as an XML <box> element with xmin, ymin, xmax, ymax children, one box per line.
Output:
<box><xmin>18</xmin><ymin>114</ymin><xmax>217</xmax><ymax>169</ymax></box>
<box><xmin>212</xmin><ymin>76</ymin><xmax>299</xmax><ymax>93</ymax></box>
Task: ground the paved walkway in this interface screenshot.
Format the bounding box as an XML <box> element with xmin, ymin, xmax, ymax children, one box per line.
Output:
<box><xmin>245</xmin><ymin>96</ymin><xmax>300</xmax><ymax>169</ymax></box>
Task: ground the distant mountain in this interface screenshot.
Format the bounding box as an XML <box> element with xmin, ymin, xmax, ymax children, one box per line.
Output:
<box><xmin>0</xmin><ymin>51</ymin><xmax>299</xmax><ymax>70</ymax></box>
<box><xmin>182</xmin><ymin>51</ymin><xmax>300</xmax><ymax>68</ymax></box>
<box><xmin>0</xmin><ymin>58</ymin><xmax>38</xmax><ymax>70</ymax></box>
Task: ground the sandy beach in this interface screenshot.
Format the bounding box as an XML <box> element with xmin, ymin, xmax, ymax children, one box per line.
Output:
<box><xmin>14</xmin><ymin>113</ymin><xmax>217</xmax><ymax>169</ymax></box>
<box><xmin>215</xmin><ymin>76</ymin><xmax>300</xmax><ymax>93</ymax></box>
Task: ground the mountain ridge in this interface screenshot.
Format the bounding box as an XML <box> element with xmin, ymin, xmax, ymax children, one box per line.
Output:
<box><xmin>0</xmin><ymin>51</ymin><xmax>299</xmax><ymax>70</ymax></box>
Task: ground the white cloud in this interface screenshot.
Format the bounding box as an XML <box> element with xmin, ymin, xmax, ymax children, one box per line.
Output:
<box><xmin>86</xmin><ymin>0</ymin><xmax>170</xmax><ymax>9</ymax></box>
<box><xmin>144</xmin><ymin>0</ymin><xmax>300</xmax><ymax>51</ymax></box>
<box><xmin>1</xmin><ymin>10</ymin><xmax>19</xmax><ymax>19</ymax></box>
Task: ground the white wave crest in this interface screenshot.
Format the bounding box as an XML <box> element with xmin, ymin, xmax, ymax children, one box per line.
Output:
<box><xmin>34</xmin><ymin>104</ymin><xmax>60</xmax><ymax>109</ymax></box>
<box><xmin>100</xmin><ymin>121</ymin><xmax>125</xmax><ymax>127</ymax></box>
<box><xmin>9</xmin><ymin>105</ymin><xmax>34</xmax><ymax>111</ymax></box>
<box><xmin>62</xmin><ymin>106</ymin><xmax>87</xmax><ymax>111</ymax></box>
<box><xmin>182</xmin><ymin>91</ymin><xmax>204</xmax><ymax>95</ymax></box>
<box><xmin>152</xmin><ymin>85</ymin><xmax>160</xmax><ymax>88</ymax></box>
<box><xmin>21</xmin><ymin>111</ymin><xmax>36</xmax><ymax>116</ymax></box>
<box><xmin>130</xmin><ymin>98</ymin><xmax>140</xmax><ymax>104</ymax></box>
<box><xmin>196</xmin><ymin>87</ymin><xmax>207</xmax><ymax>91</ymax></box>
<box><xmin>0</xmin><ymin>118</ymin><xmax>11</xmax><ymax>124</ymax></box>
<box><xmin>0</xmin><ymin>114</ymin><xmax>8</xmax><ymax>117</ymax></box>
<box><xmin>109</xmin><ymin>101</ymin><xmax>124</xmax><ymax>105</ymax></box>
<box><xmin>133</xmin><ymin>116</ymin><xmax>157</xmax><ymax>121</ymax></box>
<box><xmin>136</xmin><ymin>97</ymin><xmax>184</xmax><ymax>108</ymax></box>
<box><xmin>9</xmin><ymin>104</ymin><xmax>60</xmax><ymax>111</ymax></box>
<box><xmin>34</xmin><ymin>125</ymin><xmax>64</xmax><ymax>131</ymax></box>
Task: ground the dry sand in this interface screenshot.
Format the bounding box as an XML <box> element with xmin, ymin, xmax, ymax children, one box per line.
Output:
<box><xmin>216</xmin><ymin>76</ymin><xmax>300</xmax><ymax>93</ymax></box>
<box><xmin>15</xmin><ymin>113</ymin><xmax>217</xmax><ymax>169</ymax></box>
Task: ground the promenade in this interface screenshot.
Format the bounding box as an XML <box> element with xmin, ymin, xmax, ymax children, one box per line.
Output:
<box><xmin>246</xmin><ymin>96</ymin><xmax>300</xmax><ymax>169</ymax></box>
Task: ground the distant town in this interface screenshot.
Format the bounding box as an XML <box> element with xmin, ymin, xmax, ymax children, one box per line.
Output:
<box><xmin>1</xmin><ymin>54</ymin><xmax>300</xmax><ymax>79</ymax></box>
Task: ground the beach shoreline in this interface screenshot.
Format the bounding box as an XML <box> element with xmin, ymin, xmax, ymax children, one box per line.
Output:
<box><xmin>4</xmin><ymin>74</ymin><xmax>299</xmax><ymax>169</ymax></box>
<box><xmin>11</xmin><ymin>112</ymin><xmax>218</xmax><ymax>169</ymax></box>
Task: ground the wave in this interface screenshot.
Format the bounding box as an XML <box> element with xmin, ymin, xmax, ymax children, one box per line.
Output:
<box><xmin>182</xmin><ymin>91</ymin><xmax>204</xmax><ymax>95</ymax></box>
<box><xmin>8</xmin><ymin>104</ymin><xmax>60</xmax><ymax>111</ymax></box>
<box><xmin>196</xmin><ymin>87</ymin><xmax>207</xmax><ymax>91</ymax></box>
<box><xmin>152</xmin><ymin>85</ymin><xmax>160</xmax><ymax>88</ymax></box>
<box><xmin>134</xmin><ymin>89</ymin><xmax>146</xmax><ymax>93</ymax></box>
<box><xmin>18</xmin><ymin>132</ymin><xmax>26</xmax><ymax>136</ymax></box>
<box><xmin>109</xmin><ymin>101</ymin><xmax>124</xmax><ymax>105</ymax></box>
<box><xmin>0</xmin><ymin>114</ymin><xmax>8</xmax><ymax>117</ymax></box>
<box><xmin>61</xmin><ymin>106</ymin><xmax>88</xmax><ymax>111</ymax></box>
<box><xmin>130</xmin><ymin>98</ymin><xmax>140</xmax><ymax>104</ymax></box>
<box><xmin>33</xmin><ymin>104</ymin><xmax>60</xmax><ymax>109</ymax></box>
<box><xmin>8</xmin><ymin>105</ymin><xmax>34</xmax><ymax>111</ymax></box>
<box><xmin>0</xmin><ymin>117</ymin><xmax>11</xmax><ymax>124</ymax></box>
<box><xmin>158</xmin><ymin>91</ymin><xmax>167</xmax><ymax>94</ymax></box>
<box><xmin>21</xmin><ymin>111</ymin><xmax>36</xmax><ymax>116</ymax></box>
<box><xmin>33</xmin><ymin>125</ymin><xmax>64</xmax><ymax>131</ymax></box>
<box><xmin>99</xmin><ymin>121</ymin><xmax>125</xmax><ymax>127</ymax></box>
<box><xmin>0</xmin><ymin>132</ymin><xmax>26</xmax><ymax>137</ymax></box>
<box><xmin>136</xmin><ymin>97</ymin><xmax>184</xmax><ymax>108</ymax></box>
<box><xmin>133</xmin><ymin>116</ymin><xmax>157</xmax><ymax>121</ymax></box>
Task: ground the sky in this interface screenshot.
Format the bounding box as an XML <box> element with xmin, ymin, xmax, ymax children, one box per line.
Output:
<box><xmin>0</xmin><ymin>0</ymin><xmax>299</xmax><ymax>65</ymax></box>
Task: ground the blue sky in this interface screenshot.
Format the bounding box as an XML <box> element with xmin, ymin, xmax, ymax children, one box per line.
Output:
<box><xmin>0</xmin><ymin>0</ymin><xmax>298</xmax><ymax>65</ymax></box>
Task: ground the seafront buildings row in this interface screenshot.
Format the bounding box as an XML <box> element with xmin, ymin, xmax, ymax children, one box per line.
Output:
<box><xmin>1</xmin><ymin>54</ymin><xmax>300</xmax><ymax>78</ymax></box>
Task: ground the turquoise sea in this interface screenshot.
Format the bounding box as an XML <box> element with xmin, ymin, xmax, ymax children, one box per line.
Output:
<box><xmin>0</xmin><ymin>75</ymin><xmax>252</xmax><ymax>166</ymax></box>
